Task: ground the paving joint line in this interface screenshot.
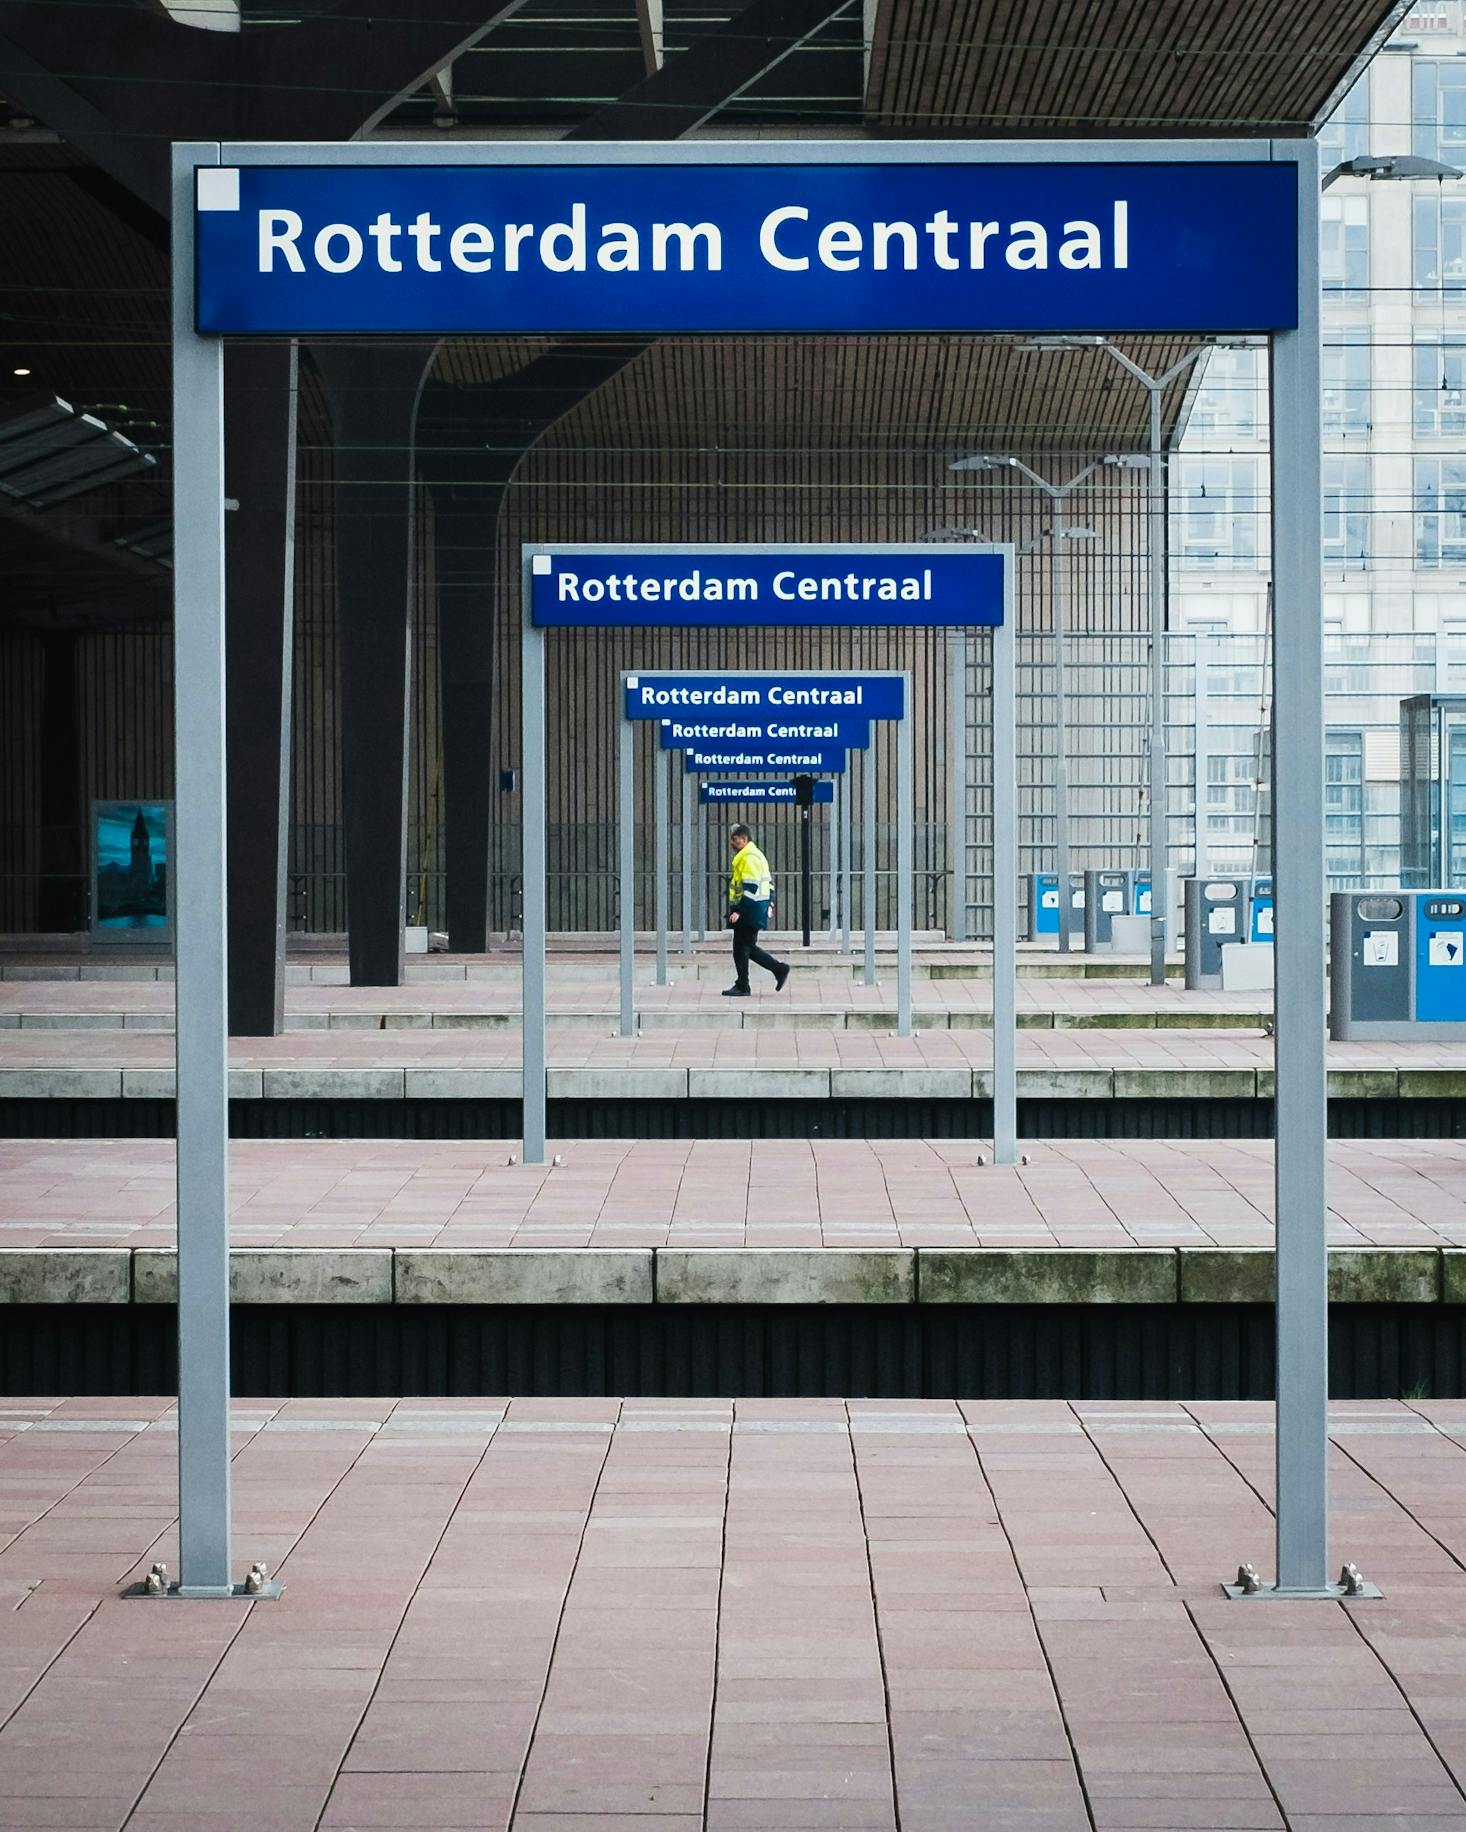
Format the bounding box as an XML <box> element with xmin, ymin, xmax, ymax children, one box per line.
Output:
<box><xmin>313</xmin><ymin>1406</ymin><xmax>505</xmax><ymax>1831</ymax></box>
<box><xmin>1181</xmin><ymin>1596</ymin><xmax>1294</xmax><ymax>1832</ymax></box>
<box><xmin>959</xmin><ymin>1403</ymin><xmax>1097</xmax><ymax>1832</ymax></box>
<box><xmin>843</xmin><ymin>1398</ymin><xmax>903</xmax><ymax>1832</ymax></box>
<box><xmin>504</xmin><ymin>1399</ymin><xmax>623</xmax><ymax>1829</ymax></box>
<box><xmin>698</xmin><ymin>1399</ymin><xmax>736</xmax><ymax>1832</ymax></box>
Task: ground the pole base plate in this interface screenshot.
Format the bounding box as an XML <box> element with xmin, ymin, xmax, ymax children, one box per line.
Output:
<box><xmin>122</xmin><ymin>1579</ymin><xmax>285</xmax><ymax>1601</ymax></box>
<box><xmin>1224</xmin><ymin>1560</ymin><xmax>1381</xmax><ymax>1601</ymax></box>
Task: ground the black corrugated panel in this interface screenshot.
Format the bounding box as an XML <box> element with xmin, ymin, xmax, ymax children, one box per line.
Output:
<box><xmin>4</xmin><ymin>1305</ymin><xmax>1463</xmax><ymax>1400</ymax></box>
<box><xmin>4</xmin><ymin>1097</ymin><xmax>1466</xmax><ymax>1142</ymax></box>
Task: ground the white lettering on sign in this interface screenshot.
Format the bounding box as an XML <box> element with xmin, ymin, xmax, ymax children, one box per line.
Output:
<box><xmin>257</xmin><ymin>202</ymin><xmax>1128</xmax><ymax>280</ymax></box>
<box><xmin>635</xmin><ymin>684</ymin><xmax>867</xmax><ymax>709</ymax></box>
<box><xmin>1428</xmin><ymin>931</ymin><xmax>1464</xmax><ymax>967</ymax></box>
<box><xmin>754</xmin><ymin>203</ymin><xmax>1127</xmax><ymax>276</ymax></box>
<box><xmin>1363</xmin><ymin>931</ymin><xmax>1398</xmax><ymax>967</ymax></box>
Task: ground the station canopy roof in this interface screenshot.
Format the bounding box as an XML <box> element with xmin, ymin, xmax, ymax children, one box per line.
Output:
<box><xmin>0</xmin><ymin>0</ymin><xmax>1403</xmax><ymax>626</ymax></box>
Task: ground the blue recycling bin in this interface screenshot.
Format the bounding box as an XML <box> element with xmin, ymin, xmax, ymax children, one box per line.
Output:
<box><xmin>1330</xmin><ymin>890</ymin><xmax>1466</xmax><ymax>1039</ymax></box>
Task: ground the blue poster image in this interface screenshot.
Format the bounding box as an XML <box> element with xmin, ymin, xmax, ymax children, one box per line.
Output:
<box><xmin>94</xmin><ymin>803</ymin><xmax>169</xmax><ymax>931</ymax></box>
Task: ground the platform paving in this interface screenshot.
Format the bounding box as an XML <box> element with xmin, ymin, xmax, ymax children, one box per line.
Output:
<box><xmin>1</xmin><ymin>1396</ymin><xmax>1464</xmax><ymax>1830</ymax></box>
<box><xmin>0</xmin><ymin>975</ymin><xmax>1276</xmax><ymax>1033</ymax></box>
<box><xmin>0</xmin><ymin>1137</ymin><xmax>1464</xmax><ymax>1309</ymax></box>
<box><xmin>2</xmin><ymin>1028</ymin><xmax>1463</xmax><ymax>1104</ymax></box>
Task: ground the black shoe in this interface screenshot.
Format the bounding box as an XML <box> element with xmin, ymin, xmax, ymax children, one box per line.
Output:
<box><xmin>773</xmin><ymin>963</ymin><xmax>791</xmax><ymax>991</ymax></box>
<box><xmin>722</xmin><ymin>985</ymin><xmax>750</xmax><ymax>997</ymax></box>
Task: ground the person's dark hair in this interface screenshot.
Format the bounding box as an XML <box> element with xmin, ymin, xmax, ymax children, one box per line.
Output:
<box><xmin>730</xmin><ymin>824</ymin><xmax>751</xmax><ymax>843</ymax></box>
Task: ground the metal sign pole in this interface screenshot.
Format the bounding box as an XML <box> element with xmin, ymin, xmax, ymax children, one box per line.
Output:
<box><xmin>681</xmin><ymin>768</ymin><xmax>693</xmax><ymax>954</ymax></box>
<box><xmin>654</xmin><ymin>741</ymin><xmax>669</xmax><ymax>987</ymax></box>
<box><xmin>619</xmin><ymin>704</ymin><xmax>635</xmax><ymax>1037</ymax></box>
<box><xmin>897</xmin><ymin>678</ymin><xmax>914</xmax><ymax>1037</ymax></box>
<box><xmin>829</xmin><ymin>778</ymin><xmax>840</xmax><ymax>944</ymax></box>
<box><xmin>695</xmin><ymin>795</ymin><xmax>707</xmax><ymax>943</ymax></box>
<box><xmin>863</xmin><ymin>742</ymin><xmax>877</xmax><ymax>986</ymax></box>
<box><xmin>991</xmin><ymin>582</ymin><xmax>1019</xmax><ymax>1166</ymax></box>
<box><xmin>949</xmin><ymin>630</ymin><xmax>969</xmax><ymax>944</ymax></box>
<box><xmin>1269</xmin><ymin>144</ymin><xmax>1332</xmax><ymax>1595</ymax></box>
<box><xmin>521</xmin><ymin>570</ymin><xmax>548</xmax><ymax>1166</ymax></box>
<box><xmin>170</xmin><ymin>143</ymin><xmax>235</xmax><ymax>1599</ymax></box>
<box><xmin>840</xmin><ymin>768</ymin><xmax>852</xmax><ymax>955</ymax></box>
<box><xmin>1194</xmin><ymin>634</ymin><xmax>1213</xmax><ymax>879</ymax></box>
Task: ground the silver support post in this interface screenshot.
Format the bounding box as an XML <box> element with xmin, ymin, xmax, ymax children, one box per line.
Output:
<box><xmin>863</xmin><ymin>741</ymin><xmax>877</xmax><ymax>986</ymax></box>
<box><xmin>897</xmin><ymin>679</ymin><xmax>913</xmax><ymax>1037</ymax></box>
<box><xmin>1194</xmin><ymin>634</ymin><xmax>1213</xmax><ymax>879</ymax></box>
<box><xmin>840</xmin><ymin>766</ymin><xmax>852</xmax><ymax>956</ymax></box>
<box><xmin>828</xmin><ymin>776</ymin><xmax>840</xmax><ymax>943</ymax></box>
<box><xmin>654</xmin><ymin>740</ymin><xmax>669</xmax><ymax>987</ymax></box>
<box><xmin>1052</xmin><ymin>504</ymin><xmax>1073</xmax><ymax>954</ymax></box>
<box><xmin>991</xmin><ymin>591</ymin><xmax>1019</xmax><ymax>1165</ymax></box>
<box><xmin>948</xmin><ymin>630</ymin><xmax>968</xmax><ymax>943</ymax></box>
<box><xmin>171</xmin><ymin>144</ymin><xmax>234</xmax><ymax>1598</ymax></box>
<box><xmin>619</xmin><ymin>708</ymin><xmax>635</xmax><ymax>1037</ymax></box>
<box><xmin>520</xmin><ymin>578</ymin><xmax>548</xmax><ymax>1166</ymax></box>
<box><xmin>1267</xmin><ymin>143</ymin><xmax>1332</xmax><ymax>1596</ymax></box>
<box><xmin>1146</xmin><ymin>381</ymin><xmax>1168</xmax><ymax>985</ymax></box>
<box><xmin>695</xmin><ymin>794</ymin><xmax>706</xmax><ymax>942</ymax></box>
<box><xmin>681</xmin><ymin>767</ymin><xmax>693</xmax><ymax>954</ymax></box>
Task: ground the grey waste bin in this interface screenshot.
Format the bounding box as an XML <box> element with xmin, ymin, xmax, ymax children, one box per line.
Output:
<box><xmin>1329</xmin><ymin>892</ymin><xmax>1410</xmax><ymax>1040</ymax></box>
<box><xmin>1184</xmin><ymin>876</ymin><xmax>1251</xmax><ymax>990</ymax></box>
<box><xmin>1083</xmin><ymin>869</ymin><xmax>1131</xmax><ymax>950</ymax></box>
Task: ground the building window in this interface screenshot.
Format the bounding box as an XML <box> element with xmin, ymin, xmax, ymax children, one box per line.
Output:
<box><xmin>1415</xmin><ymin>337</ymin><xmax>1466</xmax><ymax>435</ymax></box>
<box><xmin>1324</xmin><ymin>457</ymin><xmax>1370</xmax><ymax>569</ymax></box>
<box><xmin>1188</xmin><ymin>346</ymin><xmax>1260</xmax><ymax>437</ymax></box>
<box><xmin>1322</xmin><ymin>334</ymin><xmax>1370</xmax><ymax>434</ymax></box>
<box><xmin>1323</xmin><ymin>194</ymin><xmax>1369</xmax><ymax>300</ymax></box>
<box><xmin>1416</xmin><ymin>457</ymin><xmax>1466</xmax><ymax>565</ymax></box>
<box><xmin>1404</xmin><ymin>2</ymin><xmax>1458</xmax><ymax>32</ymax></box>
<box><xmin>1414</xmin><ymin>192</ymin><xmax>1466</xmax><ymax>294</ymax></box>
<box><xmin>1173</xmin><ymin>458</ymin><xmax>1262</xmax><ymax>570</ymax></box>
<box><xmin>1414</xmin><ymin>59</ymin><xmax>1466</xmax><ymax>163</ymax></box>
<box><xmin>1319</xmin><ymin>78</ymin><xmax>1370</xmax><ymax>169</ymax></box>
<box><xmin>1326</xmin><ymin>731</ymin><xmax>1365</xmax><ymax>881</ymax></box>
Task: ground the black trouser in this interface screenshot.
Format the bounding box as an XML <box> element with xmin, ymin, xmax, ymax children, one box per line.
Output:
<box><xmin>731</xmin><ymin>910</ymin><xmax>786</xmax><ymax>989</ymax></box>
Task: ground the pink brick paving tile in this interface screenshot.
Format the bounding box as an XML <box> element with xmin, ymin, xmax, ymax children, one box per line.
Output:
<box><xmin>10</xmin><ymin>1135</ymin><xmax>1466</xmax><ymax>1251</ymax></box>
<box><xmin>4</xmin><ymin>1402</ymin><xmax>1466</xmax><ymax>1826</ymax></box>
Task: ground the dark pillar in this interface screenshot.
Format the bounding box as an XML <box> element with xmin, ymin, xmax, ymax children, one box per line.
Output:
<box><xmin>225</xmin><ymin>342</ymin><xmax>297</xmax><ymax>1034</ymax></box>
<box><xmin>434</xmin><ymin>491</ymin><xmax>503</xmax><ymax>953</ymax></box>
<box><xmin>312</xmin><ymin>344</ymin><xmax>433</xmax><ymax>987</ymax></box>
<box><xmin>36</xmin><ymin>632</ymin><xmax>84</xmax><ymax>932</ymax></box>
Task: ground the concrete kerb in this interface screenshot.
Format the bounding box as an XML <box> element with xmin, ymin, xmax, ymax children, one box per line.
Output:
<box><xmin>0</xmin><ymin>1245</ymin><xmax>1456</xmax><ymax>1307</ymax></box>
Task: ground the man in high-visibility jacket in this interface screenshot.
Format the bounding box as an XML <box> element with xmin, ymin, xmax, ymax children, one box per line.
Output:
<box><xmin>724</xmin><ymin>825</ymin><xmax>790</xmax><ymax>997</ymax></box>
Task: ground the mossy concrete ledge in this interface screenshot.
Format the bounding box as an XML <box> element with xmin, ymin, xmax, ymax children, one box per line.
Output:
<box><xmin>657</xmin><ymin>1248</ymin><xmax>914</xmax><ymax>1305</ymax></box>
<box><xmin>133</xmin><ymin>1248</ymin><xmax>393</xmax><ymax>1305</ymax></box>
<box><xmin>1178</xmin><ymin>1247</ymin><xmax>1442</xmax><ymax>1304</ymax></box>
<box><xmin>395</xmin><ymin>1248</ymin><xmax>652</xmax><ymax>1305</ymax></box>
<box><xmin>0</xmin><ymin>1248</ymin><xmax>131</xmax><ymax>1304</ymax></box>
<box><xmin>919</xmin><ymin>1249</ymin><xmax>1177</xmax><ymax>1305</ymax></box>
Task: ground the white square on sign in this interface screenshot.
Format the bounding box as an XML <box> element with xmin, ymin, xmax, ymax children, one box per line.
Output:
<box><xmin>1208</xmin><ymin>908</ymin><xmax>1236</xmax><ymax>935</ymax></box>
<box><xmin>1255</xmin><ymin>907</ymin><xmax>1274</xmax><ymax>935</ymax></box>
<box><xmin>1101</xmin><ymin>890</ymin><xmax>1123</xmax><ymax>912</ymax></box>
<box><xmin>1363</xmin><ymin>931</ymin><xmax>1398</xmax><ymax>967</ymax></box>
<box><xmin>531</xmin><ymin>553</ymin><xmax>553</xmax><ymax>575</ymax></box>
<box><xmin>1041</xmin><ymin>890</ymin><xmax>1059</xmax><ymax>909</ymax></box>
<box><xmin>1428</xmin><ymin>930</ymin><xmax>1465</xmax><ymax>968</ymax></box>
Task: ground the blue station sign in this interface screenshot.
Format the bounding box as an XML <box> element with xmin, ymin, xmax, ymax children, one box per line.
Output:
<box><xmin>701</xmin><ymin>781</ymin><xmax>835</xmax><ymax>804</ymax></box>
<box><xmin>684</xmin><ymin>746</ymin><xmax>848</xmax><ymax>773</ymax></box>
<box><xmin>535</xmin><ymin>549</ymin><xmax>998</xmax><ymax>629</ymax></box>
<box><xmin>626</xmin><ymin>672</ymin><xmax>905</xmax><ymax>719</ymax></box>
<box><xmin>662</xmin><ymin>715</ymin><xmax>868</xmax><ymax>750</ymax></box>
<box><xmin>195</xmin><ymin>161</ymin><xmax>1298</xmax><ymax>335</ymax></box>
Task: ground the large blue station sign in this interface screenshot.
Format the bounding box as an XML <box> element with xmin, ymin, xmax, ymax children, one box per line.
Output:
<box><xmin>701</xmin><ymin>781</ymin><xmax>835</xmax><ymax>804</ymax></box>
<box><xmin>661</xmin><ymin>716</ymin><xmax>869</xmax><ymax>750</ymax></box>
<box><xmin>194</xmin><ymin>161</ymin><xmax>1298</xmax><ymax>336</ymax></box>
<box><xmin>536</xmin><ymin>552</ymin><xmax>999</xmax><ymax>630</ymax></box>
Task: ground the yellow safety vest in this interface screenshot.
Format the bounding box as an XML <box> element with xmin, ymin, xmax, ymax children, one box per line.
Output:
<box><xmin>728</xmin><ymin>842</ymin><xmax>773</xmax><ymax>910</ymax></box>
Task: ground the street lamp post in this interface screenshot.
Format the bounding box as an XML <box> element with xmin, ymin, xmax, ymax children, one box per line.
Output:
<box><xmin>949</xmin><ymin>452</ymin><xmax>1106</xmax><ymax>952</ymax></box>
